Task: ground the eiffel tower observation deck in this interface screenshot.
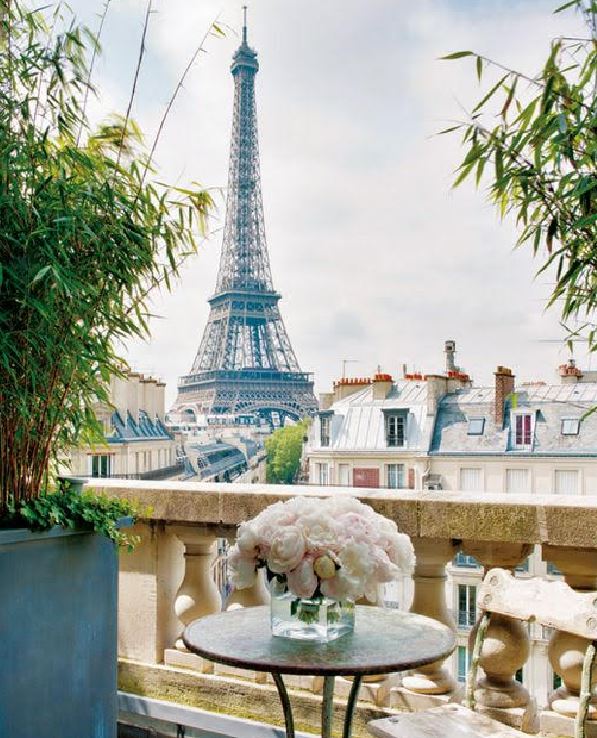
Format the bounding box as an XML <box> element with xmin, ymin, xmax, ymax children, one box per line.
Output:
<box><xmin>172</xmin><ymin>12</ymin><xmax>317</xmax><ymax>426</ymax></box>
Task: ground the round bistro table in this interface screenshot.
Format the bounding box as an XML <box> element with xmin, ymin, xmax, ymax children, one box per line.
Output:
<box><xmin>183</xmin><ymin>605</ymin><xmax>455</xmax><ymax>738</ymax></box>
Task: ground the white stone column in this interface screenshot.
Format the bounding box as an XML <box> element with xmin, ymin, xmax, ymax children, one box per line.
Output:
<box><xmin>542</xmin><ymin>546</ymin><xmax>597</xmax><ymax>726</ymax></box>
<box><xmin>462</xmin><ymin>541</ymin><xmax>533</xmax><ymax>729</ymax></box>
<box><xmin>401</xmin><ymin>538</ymin><xmax>459</xmax><ymax>696</ymax></box>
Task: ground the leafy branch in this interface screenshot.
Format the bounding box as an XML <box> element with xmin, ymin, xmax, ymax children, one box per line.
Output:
<box><xmin>441</xmin><ymin>0</ymin><xmax>596</xmax><ymax>346</ymax></box>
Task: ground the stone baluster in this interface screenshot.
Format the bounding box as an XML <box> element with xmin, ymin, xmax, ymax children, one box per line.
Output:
<box><xmin>227</xmin><ymin>566</ymin><xmax>270</xmax><ymax>608</ymax></box>
<box><xmin>462</xmin><ymin>541</ymin><xmax>533</xmax><ymax>729</ymax></box>
<box><xmin>541</xmin><ymin>545</ymin><xmax>597</xmax><ymax>730</ymax></box>
<box><xmin>401</xmin><ymin>538</ymin><xmax>459</xmax><ymax>698</ymax></box>
<box><xmin>164</xmin><ymin>526</ymin><xmax>221</xmax><ymax>673</ymax></box>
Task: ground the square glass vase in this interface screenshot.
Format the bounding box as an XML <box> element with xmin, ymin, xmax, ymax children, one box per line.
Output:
<box><xmin>270</xmin><ymin>591</ymin><xmax>355</xmax><ymax>642</ymax></box>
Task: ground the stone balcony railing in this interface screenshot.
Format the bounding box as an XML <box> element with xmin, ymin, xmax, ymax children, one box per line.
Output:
<box><xmin>90</xmin><ymin>479</ymin><xmax>597</xmax><ymax>738</ymax></box>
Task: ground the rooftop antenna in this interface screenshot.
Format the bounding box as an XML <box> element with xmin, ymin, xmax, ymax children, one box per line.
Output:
<box><xmin>341</xmin><ymin>359</ymin><xmax>358</xmax><ymax>379</ymax></box>
<box><xmin>242</xmin><ymin>5</ymin><xmax>248</xmax><ymax>45</ymax></box>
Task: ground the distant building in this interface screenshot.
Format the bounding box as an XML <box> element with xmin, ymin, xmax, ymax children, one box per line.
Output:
<box><xmin>66</xmin><ymin>373</ymin><xmax>183</xmax><ymax>480</ymax></box>
<box><xmin>304</xmin><ymin>344</ymin><xmax>597</xmax><ymax>705</ymax></box>
<box><xmin>185</xmin><ymin>436</ymin><xmax>266</xmax><ymax>484</ymax></box>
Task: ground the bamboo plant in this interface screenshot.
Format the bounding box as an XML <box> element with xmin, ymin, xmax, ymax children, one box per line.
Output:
<box><xmin>0</xmin><ymin>1</ymin><xmax>217</xmax><ymax>530</ymax></box>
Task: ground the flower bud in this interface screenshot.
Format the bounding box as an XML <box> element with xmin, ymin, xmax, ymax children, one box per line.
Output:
<box><xmin>313</xmin><ymin>554</ymin><xmax>336</xmax><ymax>580</ymax></box>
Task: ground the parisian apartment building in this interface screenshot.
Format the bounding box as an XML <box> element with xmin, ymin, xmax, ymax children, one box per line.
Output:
<box><xmin>304</xmin><ymin>342</ymin><xmax>597</xmax><ymax>703</ymax></box>
<box><xmin>66</xmin><ymin>372</ymin><xmax>182</xmax><ymax>480</ymax></box>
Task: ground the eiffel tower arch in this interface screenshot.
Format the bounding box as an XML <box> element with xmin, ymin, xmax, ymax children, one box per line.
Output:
<box><xmin>171</xmin><ymin>13</ymin><xmax>317</xmax><ymax>427</ymax></box>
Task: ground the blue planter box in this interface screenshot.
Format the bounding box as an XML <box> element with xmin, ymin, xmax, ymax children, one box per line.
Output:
<box><xmin>0</xmin><ymin>526</ymin><xmax>117</xmax><ymax>738</ymax></box>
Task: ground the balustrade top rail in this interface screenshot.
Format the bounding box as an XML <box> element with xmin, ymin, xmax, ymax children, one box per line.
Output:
<box><xmin>87</xmin><ymin>480</ymin><xmax>597</xmax><ymax>549</ymax></box>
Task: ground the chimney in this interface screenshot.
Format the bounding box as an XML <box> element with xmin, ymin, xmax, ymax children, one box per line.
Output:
<box><xmin>426</xmin><ymin>374</ymin><xmax>448</xmax><ymax>415</ymax></box>
<box><xmin>372</xmin><ymin>373</ymin><xmax>393</xmax><ymax>400</ymax></box>
<box><xmin>333</xmin><ymin>377</ymin><xmax>372</xmax><ymax>402</ymax></box>
<box><xmin>445</xmin><ymin>340</ymin><xmax>456</xmax><ymax>373</ymax></box>
<box><xmin>319</xmin><ymin>392</ymin><xmax>334</xmax><ymax>410</ymax></box>
<box><xmin>559</xmin><ymin>357</ymin><xmax>583</xmax><ymax>384</ymax></box>
<box><xmin>494</xmin><ymin>366</ymin><xmax>515</xmax><ymax>428</ymax></box>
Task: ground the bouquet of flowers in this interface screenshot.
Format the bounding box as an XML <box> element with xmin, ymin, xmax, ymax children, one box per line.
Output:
<box><xmin>229</xmin><ymin>495</ymin><xmax>415</xmax><ymax>602</ymax></box>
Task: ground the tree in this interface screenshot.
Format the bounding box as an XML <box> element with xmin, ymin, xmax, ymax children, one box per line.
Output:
<box><xmin>0</xmin><ymin>2</ymin><xmax>220</xmax><ymax>519</ymax></box>
<box><xmin>266</xmin><ymin>421</ymin><xmax>310</xmax><ymax>484</ymax></box>
<box><xmin>443</xmin><ymin>1</ymin><xmax>596</xmax><ymax>346</ymax></box>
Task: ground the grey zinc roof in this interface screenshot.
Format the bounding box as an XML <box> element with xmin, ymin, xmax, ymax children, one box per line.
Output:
<box><xmin>312</xmin><ymin>381</ymin><xmax>431</xmax><ymax>453</ymax></box>
<box><xmin>432</xmin><ymin>383</ymin><xmax>597</xmax><ymax>456</ymax></box>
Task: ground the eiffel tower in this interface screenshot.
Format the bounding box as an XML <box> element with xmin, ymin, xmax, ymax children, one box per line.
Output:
<box><xmin>172</xmin><ymin>11</ymin><xmax>317</xmax><ymax>426</ymax></box>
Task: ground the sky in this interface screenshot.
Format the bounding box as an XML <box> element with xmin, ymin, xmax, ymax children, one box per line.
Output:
<box><xmin>68</xmin><ymin>0</ymin><xmax>590</xmax><ymax>407</ymax></box>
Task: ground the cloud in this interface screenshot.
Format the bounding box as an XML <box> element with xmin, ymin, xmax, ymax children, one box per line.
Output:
<box><xmin>66</xmin><ymin>0</ymin><xmax>590</xmax><ymax>404</ymax></box>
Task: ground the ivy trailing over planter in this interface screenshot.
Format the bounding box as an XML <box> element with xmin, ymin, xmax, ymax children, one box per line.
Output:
<box><xmin>3</xmin><ymin>484</ymin><xmax>146</xmax><ymax>551</ymax></box>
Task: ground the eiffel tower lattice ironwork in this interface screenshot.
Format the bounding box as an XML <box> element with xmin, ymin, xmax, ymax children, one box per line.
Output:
<box><xmin>172</xmin><ymin>13</ymin><xmax>317</xmax><ymax>425</ymax></box>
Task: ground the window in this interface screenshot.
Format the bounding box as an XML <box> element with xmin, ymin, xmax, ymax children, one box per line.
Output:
<box><xmin>454</xmin><ymin>552</ymin><xmax>481</xmax><ymax>568</ymax></box>
<box><xmin>90</xmin><ymin>454</ymin><xmax>111</xmax><ymax>478</ymax></box>
<box><xmin>514</xmin><ymin>413</ymin><xmax>533</xmax><ymax>447</ymax></box>
<box><xmin>338</xmin><ymin>464</ymin><xmax>350</xmax><ymax>487</ymax></box>
<box><xmin>515</xmin><ymin>557</ymin><xmax>529</xmax><ymax>573</ymax></box>
<box><xmin>467</xmin><ymin>417</ymin><xmax>485</xmax><ymax>435</ymax></box>
<box><xmin>459</xmin><ymin>468</ymin><xmax>483</xmax><ymax>491</ymax></box>
<box><xmin>457</xmin><ymin>646</ymin><xmax>472</xmax><ymax>683</ymax></box>
<box><xmin>317</xmin><ymin>463</ymin><xmax>330</xmax><ymax>486</ymax></box>
<box><xmin>386</xmin><ymin>463</ymin><xmax>405</xmax><ymax>489</ymax></box>
<box><xmin>561</xmin><ymin>418</ymin><xmax>580</xmax><ymax>435</ymax></box>
<box><xmin>505</xmin><ymin>468</ymin><xmax>529</xmax><ymax>493</ymax></box>
<box><xmin>320</xmin><ymin>415</ymin><xmax>331</xmax><ymax>447</ymax></box>
<box><xmin>385</xmin><ymin>413</ymin><xmax>405</xmax><ymax>447</ymax></box>
<box><xmin>458</xmin><ymin>584</ymin><xmax>477</xmax><ymax>629</ymax></box>
<box><xmin>554</xmin><ymin>469</ymin><xmax>579</xmax><ymax>494</ymax></box>
<box><xmin>515</xmin><ymin>667</ymin><xmax>523</xmax><ymax>684</ymax></box>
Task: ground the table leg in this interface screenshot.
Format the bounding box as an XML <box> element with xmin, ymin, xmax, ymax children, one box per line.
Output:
<box><xmin>342</xmin><ymin>675</ymin><xmax>362</xmax><ymax>738</ymax></box>
<box><xmin>271</xmin><ymin>671</ymin><xmax>295</xmax><ymax>738</ymax></box>
<box><xmin>322</xmin><ymin>676</ymin><xmax>335</xmax><ymax>738</ymax></box>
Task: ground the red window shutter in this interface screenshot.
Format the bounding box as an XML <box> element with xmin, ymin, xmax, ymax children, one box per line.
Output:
<box><xmin>353</xmin><ymin>468</ymin><xmax>379</xmax><ymax>488</ymax></box>
<box><xmin>408</xmin><ymin>468</ymin><xmax>415</xmax><ymax>489</ymax></box>
<box><xmin>524</xmin><ymin>414</ymin><xmax>531</xmax><ymax>445</ymax></box>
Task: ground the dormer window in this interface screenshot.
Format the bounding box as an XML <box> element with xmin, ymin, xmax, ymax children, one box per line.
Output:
<box><xmin>467</xmin><ymin>417</ymin><xmax>485</xmax><ymax>435</ymax></box>
<box><xmin>320</xmin><ymin>415</ymin><xmax>331</xmax><ymax>447</ymax></box>
<box><xmin>512</xmin><ymin>412</ymin><xmax>535</xmax><ymax>449</ymax></box>
<box><xmin>385</xmin><ymin>413</ymin><xmax>405</xmax><ymax>447</ymax></box>
<box><xmin>561</xmin><ymin>418</ymin><xmax>580</xmax><ymax>436</ymax></box>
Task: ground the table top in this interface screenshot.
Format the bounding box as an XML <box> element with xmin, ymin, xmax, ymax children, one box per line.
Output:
<box><xmin>183</xmin><ymin>606</ymin><xmax>455</xmax><ymax>677</ymax></box>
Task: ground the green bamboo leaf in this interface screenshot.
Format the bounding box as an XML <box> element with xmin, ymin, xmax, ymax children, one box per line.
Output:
<box><xmin>472</xmin><ymin>74</ymin><xmax>509</xmax><ymax>114</ymax></box>
<box><xmin>476</xmin><ymin>56</ymin><xmax>483</xmax><ymax>82</ymax></box>
<box><xmin>440</xmin><ymin>50</ymin><xmax>475</xmax><ymax>60</ymax></box>
<box><xmin>554</xmin><ymin>0</ymin><xmax>580</xmax><ymax>12</ymax></box>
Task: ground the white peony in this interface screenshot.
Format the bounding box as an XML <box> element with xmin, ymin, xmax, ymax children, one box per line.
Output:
<box><xmin>370</xmin><ymin>549</ymin><xmax>401</xmax><ymax>582</ymax></box>
<box><xmin>286</xmin><ymin>558</ymin><xmax>318</xmax><ymax>598</ymax></box>
<box><xmin>336</xmin><ymin>511</ymin><xmax>378</xmax><ymax>546</ymax></box>
<box><xmin>228</xmin><ymin>494</ymin><xmax>416</xmax><ymax>600</ymax></box>
<box><xmin>228</xmin><ymin>545</ymin><xmax>257</xmax><ymax>589</ymax></box>
<box><xmin>236</xmin><ymin>521</ymin><xmax>259</xmax><ymax>555</ymax></box>
<box><xmin>268</xmin><ymin>525</ymin><xmax>306</xmax><ymax>573</ymax></box>
<box><xmin>386</xmin><ymin>532</ymin><xmax>416</xmax><ymax>573</ymax></box>
<box><xmin>299</xmin><ymin>512</ymin><xmax>340</xmax><ymax>553</ymax></box>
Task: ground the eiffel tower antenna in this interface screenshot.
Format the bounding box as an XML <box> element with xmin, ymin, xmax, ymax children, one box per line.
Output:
<box><xmin>242</xmin><ymin>5</ymin><xmax>248</xmax><ymax>45</ymax></box>
<box><xmin>171</xmin><ymin>12</ymin><xmax>317</xmax><ymax>426</ymax></box>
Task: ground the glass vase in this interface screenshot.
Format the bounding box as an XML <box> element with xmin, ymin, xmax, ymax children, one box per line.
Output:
<box><xmin>270</xmin><ymin>584</ymin><xmax>355</xmax><ymax>642</ymax></box>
